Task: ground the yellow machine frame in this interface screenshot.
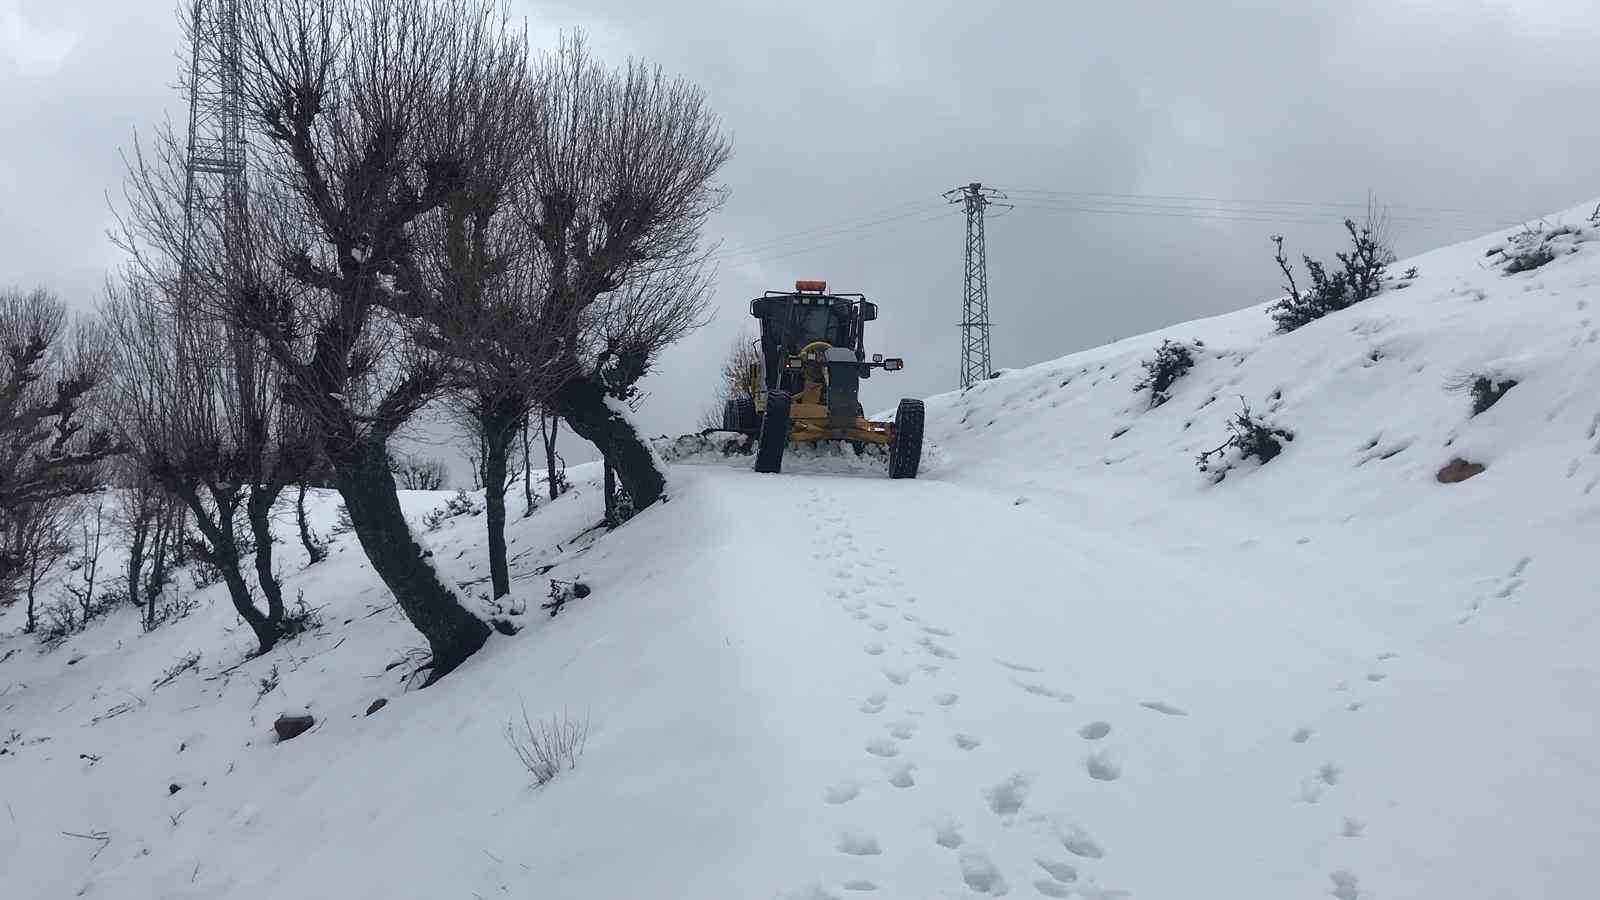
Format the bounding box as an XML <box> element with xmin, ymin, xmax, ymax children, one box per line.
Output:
<box><xmin>748</xmin><ymin>340</ymin><xmax>896</xmax><ymax>445</ymax></box>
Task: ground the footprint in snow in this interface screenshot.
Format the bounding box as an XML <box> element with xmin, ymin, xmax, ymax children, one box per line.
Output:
<box><xmin>959</xmin><ymin>848</ymin><xmax>1009</xmax><ymax>896</ymax></box>
<box><xmin>1034</xmin><ymin>881</ymin><xmax>1072</xmax><ymax>898</ymax></box>
<box><xmin>1291</xmin><ymin>727</ymin><xmax>1313</xmax><ymax>743</ymax></box>
<box><xmin>871</xmin><ymin>622</ymin><xmax>888</xmax><ymax>633</ymax></box>
<box><xmin>823</xmin><ymin>780</ymin><xmax>860</xmax><ymax>804</ymax></box>
<box><xmin>863</xmin><ymin>643</ymin><xmax>884</xmax><ymax>656</ymax></box>
<box><xmin>887</xmin><ymin>762</ymin><xmax>916</xmax><ymax>788</ymax></box>
<box><xmin>1078</xmin><ymin>721</ymin><xmax>1111</xmax><ymax>740</ymax></box>
<box><xmin>1059</xmin><ymin>825</ymin><xmax>1104</xmax><ymax>859</ymax></box>
<box><xmin>925</xmin><ymin>643</ymin><xmax>958</xmax><ymax>660</ymax></box>
<box><xmin>996</xmin><ymin>659</ymin><xmax>1042</xmax><ymax>673</ymax></box>
<box><xmin>1015</xmin><ymin>680</ymin><xmax>1073</xmax><ymax>702</ymax></box>
<box><xmin>984</xmin><ymin>772</ymin><xmax>1032</xmax><ymax>817</ymax></box>
<box><xmin>1139</xmin><ymin>701</ymin><xmax>1187</xmax><ymax>716</ymax></box>
<box><xmin>933</xmin><ymin>820</ymin><xmax>964</xmax><ymax>849</ymax></box>
<box><xmin>837</xmin><ymin>831</ymin><xmax>882</xmax><ymax>856</ymax></box>
<box><xmin>859</xmin><ymin>693</ymin><xmax>887</xmax><ymax>715</ymax></box>
<box><xmin>865</xmin><ymin>737</ymin><xmax>899</xmax><ymax>758</ymax></box>
<box><xmin>840</xmin><ymin>880</ymin><xmax>877</xmax><ymax>892</ymax></box>
<box><xmin>888</xmin><ymin>721</ymin><xmax>917</xmax><ymax>740</ymax></box>
<box><xmin>1330</xmin><ymin>870</ymin><xmax>1361</xmax><ymax>900</ymax></box>
<box><xmin>1035</xmin><ymin>858</ymin><xmax>1077</xmax><ymax>884</ymax></box>
<box><xmin>1343</xmin><ymin>817</ymin><xmax>1365</xmax><ymax>838</ymax></box>
<box><xmin>1085</xmin><ymin>750</ymin><xmax>1121</xmax><ymax>781</ymax></box>
<box><xmin>922</xmin><ymin>626</ymin><xmax>954</xmax><ymax>637</ymax></box>
<box><xmin>933</xmin><ymin>693</ymin><xmax>959</xmax><ymax>707</ymax></box>
<box><xmin>1365</xmin><ymin>672</ymin><xmax>1386</xmax><ymax>682</ymax></box>
<box><xmin>883</xmin><ymin>667</ymin><xmax>910</xmax><ymax>685</ymax></box>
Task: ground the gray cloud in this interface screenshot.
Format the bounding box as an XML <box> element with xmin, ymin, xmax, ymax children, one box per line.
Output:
<box><xmin>4</xmin><ymin>0</ymin><xmax>1597</xmax><ymax>474</ymax></box>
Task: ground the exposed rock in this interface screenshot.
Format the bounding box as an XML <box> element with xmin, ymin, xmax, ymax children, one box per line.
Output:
<box><xmin>168</xmin><ymin>783</ymin><xmax>181</xmax><ymax>795</ymax></box>
<box><xmin>1437</xmin><ymin>458</ymin><xmax>1485</xmax><ymax>483</ymax></box>
<box><xmin>365</xmin><ymin>698</ymin><xmax>388</xmax><ymax>717</ymax></box>
<box><xmin>273</xmin><ymin>713</ymin><xmax>315</xmax><ymax>742</ymax></box>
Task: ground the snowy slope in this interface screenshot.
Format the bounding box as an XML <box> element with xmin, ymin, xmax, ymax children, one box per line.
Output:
<box><xmin>3</xmin><ymin>203</ymin><xmax>1599</xmax><ymax>899</ymax></box>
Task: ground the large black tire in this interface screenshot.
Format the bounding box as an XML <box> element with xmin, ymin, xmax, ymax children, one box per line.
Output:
<box><xmin>888</xmin><ymin>398</ymin><xmax>924</xmax><ymax>479</ymax></box>
<box><xmin>754</xmin><ymin>391</ymin><xmax>791</xmax><ymax>474</ymax></box>
<box><xmin>732</xmin><ymin>396</ymin><xmax>758</xmax><ymax>432</ymax></box>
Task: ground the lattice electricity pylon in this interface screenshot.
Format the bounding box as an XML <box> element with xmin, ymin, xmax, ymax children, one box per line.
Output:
<box><xmin>943</xmin><ymin>183</ymin><xmax>1011</xmax><ymax>390</ymax></box>
<box><xmin>176</xmin><ymin>0</ymin><xmax>247</xmax><ymax>381</ymax></box>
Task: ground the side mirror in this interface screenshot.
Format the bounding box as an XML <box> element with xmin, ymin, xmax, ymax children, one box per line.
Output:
<box><xmin>750</xmin><ymin>299</ymin><xmax>768</xmax><ymax>318</ymax></box>
<box><xmin>860</xmin><ymin>301</ymin><xmax>878</xmax><ymax>322</ymax></box>
<box><xmin>872</xmin><ymin>353</ymin><xmax>883</xmax><ymax>363</ymax></box>
<box><xmin>882</xmin><ymin>358</ymin><xmax>904</xmax><ymax>371</ymax></box>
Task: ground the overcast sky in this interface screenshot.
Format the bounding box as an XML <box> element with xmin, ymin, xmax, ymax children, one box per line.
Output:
<box><xmin>3</xmin><ymin>0</ymin><xmax>1598</xmax><ymax>478</ymax></box>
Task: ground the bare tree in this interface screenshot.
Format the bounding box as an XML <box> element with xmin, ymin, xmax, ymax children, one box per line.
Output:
<box><xmin>62</xmin><ymin>495</ymin><xmax>107</xmax><ymax>622</ymax></box>
<box><xmin>162</xmin><ymin>0</ymin><xmax>539</xmax><ymax>679</ymax></box>
<box><xmin>101</xmin><ymin>272</ymin><xmax>304</xmax><ymax>654</ymax></box>
<box><xmin>521</xmin><ymin>34</ymin><xmax>729</xmax><ymax>513</ymax></box>
<box><xmin>6</xmin><ymin>497</ymin><xmax>72</xmax><ymax>633</ymax></box>
<box><xmin>390</xmin><ymin>454</ymin><xmax>448</xmax><ymax>490</ymax></box>
<box><xmin>0</xmin><ymin>288</ymin><xmax>120</xmax><ymax>611</ymax></box>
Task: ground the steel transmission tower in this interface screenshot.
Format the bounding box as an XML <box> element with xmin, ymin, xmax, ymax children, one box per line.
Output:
<box><xmin>176</xmin><ymin>0</ymin><xmax>247</xmax><ymax>376</ymax></box>
<box><xmin>944</xmin><ymin>183</ymin><xmax>1010</xmax><ymax>390</ymax></box>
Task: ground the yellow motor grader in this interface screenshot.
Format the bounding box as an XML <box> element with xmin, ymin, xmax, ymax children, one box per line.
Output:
<box><xmin>719</xmin><ymin>280</ymin><xmax>923</xmax><ymax>478</ymax></box>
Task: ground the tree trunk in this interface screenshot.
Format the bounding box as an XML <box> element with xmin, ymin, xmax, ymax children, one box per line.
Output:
<box><xmin>481</xmin><ymin>412</ymin><xmax>516</xmax><ymax>600</ymax></box>
<box><xmin>329</xmin><ymin>439</ymin><xmax>489</xmax><ymax>682</ymax></box>
<box><xmin>603</xmin><ymin>458</ymin><xmax>617</xmax><ymax>527</ymax></box>
<box><xmin>542</xmin><ymin>412</ymin><xmax>561</xmax><ymax>501</ymax></box>
<box><xmin>24</xmin><ymin>551</ymin><xmax>39</xmax><ymax>634</ymax></box>
<box><xmin>555</xmin><ymin>375</ymin><xmax>665</xmax><ymax>510</ymax></box>
<box><xmin>128</xmin><ymin>512</ymin><xmax>149</xmax><ymax>628</ymax></box>
<box><xmin>247</xmin><ymin>483</ymin><xmax>287</xmax><ymax>622</ymax></box>
<box><xmin>520</xmin><ymin>420</ymin><xmax>534</xmax><ymax>516</ymax></box>
<box><xmin>296</xmin><ymin>483</ymin><xmax>327</xmax><ymax>564</ymax></box>
<box><xmin>172</xmin><ymin>483</ymin><xmax>281</xmax><ymax>655</ymax></box>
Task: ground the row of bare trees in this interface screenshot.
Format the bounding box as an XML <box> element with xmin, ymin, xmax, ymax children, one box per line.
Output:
<box><xmin>87</xmin><ymin>0</ymin><xmax>730</xmax><ymax>682</ymax></box>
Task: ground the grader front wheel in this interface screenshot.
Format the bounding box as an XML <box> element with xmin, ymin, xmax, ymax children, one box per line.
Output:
<box><xmin>754</xmin><ymin>391</ymin><xmax>791</xmax><ymax>474</ymax></box>
<box><xmin>888</xmin><ymin>398</ymin><xmax>924</xmax><ymax>479</ymax></box>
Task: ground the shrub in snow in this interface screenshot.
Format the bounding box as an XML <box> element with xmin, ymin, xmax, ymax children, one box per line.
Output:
<box><xmin>422</xmin><ymin>489</ymin><xmax>481</xmax><ymax>532</ymax></box>
<box><xmin>1446</xmin><ymin>373</ymin><xmax>1517</xmax><ymax>416</ymax></box>
<box><xmin>152</xmin><ymin>651</ymin><xmax>202</xmax><ymax>690</ymax></box>
<box><xmin>329</xmin><ymin>504</ymin><xmax>354</xmax><ymax>538</ymax></box>
<box><xmin>505</xmin><ymin>705</ymin><xmax>589</xmax><ymax>787</ymax></box>
<box><xmin>541</xmin><ymin>579</ymin><xmax>591</xmax><ymax>618</ymax></box>
<box><xmin>1268</xmin><ymin>219</ymin><xmax>1395</xmax><ymax>333</ymax></box>
<box><xmin>1486</xmin><ymin>223</ymin><xmax>1592</xmax><ymax>275</ymax></box>
<box><xmin>1196</xmin><ymin>398</ymin><xmax>1295</xmax><ymax>481</ymax></box>
<box><xmin>1133</xmin><ymin>340</ymin><xmax>1198</xmax><ymax>408</ymax></box>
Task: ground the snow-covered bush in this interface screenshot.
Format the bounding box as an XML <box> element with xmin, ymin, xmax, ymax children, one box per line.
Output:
<box><xmin>541</xmin><ymin>579</ymin><xmax>591</xmax><ymax>618</ymax></box>
<box><xmin>1486</xmin><ymin>223</ymin><xmax>1593</xmax><ymax>275</ymax></box>
<box><xmin>423</xmin><ymin>489</ymin><xmax>481</xmax><ymax>532</ymax></box>
<box><xmin>1269</xmin><ymin>219</ymin><xmax>1395</xmax><ymax>333</ymax></box>
<box><xmin>1196</xmin><ymin>398</ymin><xmax>1295</xmax><ymax>481</ymax></box>
<box><xmin>1446</xmin><ymin>373</ymin><xmax>1517</xmax><ymax>415</ymax></box>
<box><xmin>1133</xmin><ymin>340</ymin><xmax>1198</xmax><ymax>408</ymax></box>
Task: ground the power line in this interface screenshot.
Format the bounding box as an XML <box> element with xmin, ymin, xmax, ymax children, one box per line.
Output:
<box><xmin>707</xmin><ymin>198</ymin><xmax>944</xmax><ymax>260</ymax></box>
<box><xmin>707</xmin><ymin>206</ymin><xmax>956</xmax><ymax>267</ymax></box>
<box><xmin>1003</xmin><ymin>187</ymin><xmax>1533</xmax><ymax>220</ymax></box>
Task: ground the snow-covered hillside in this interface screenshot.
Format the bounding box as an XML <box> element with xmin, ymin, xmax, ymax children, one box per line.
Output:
<box><xmin>3</xmin><ymin>203</ymin><xmax>1598</xmax><ymax>899</ymax></box>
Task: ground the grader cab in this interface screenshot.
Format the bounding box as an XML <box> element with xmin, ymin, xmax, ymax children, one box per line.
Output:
<box><xmin>720</xmin><ymin>280</ymin><xmax>924</xmax><ymax>478</ymax></box>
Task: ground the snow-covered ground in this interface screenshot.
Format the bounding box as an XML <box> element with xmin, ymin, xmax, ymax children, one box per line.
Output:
<box><xmin>3</xmin><ymin>203</ymin><xmax>1599</xmax><ymax>898</ymax></box>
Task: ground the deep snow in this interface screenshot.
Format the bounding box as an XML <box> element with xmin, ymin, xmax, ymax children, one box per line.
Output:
<box><xmin>3</xmin><ymin>202</ymin><xmax>1599</xmax><ymax>898</ymax></box>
